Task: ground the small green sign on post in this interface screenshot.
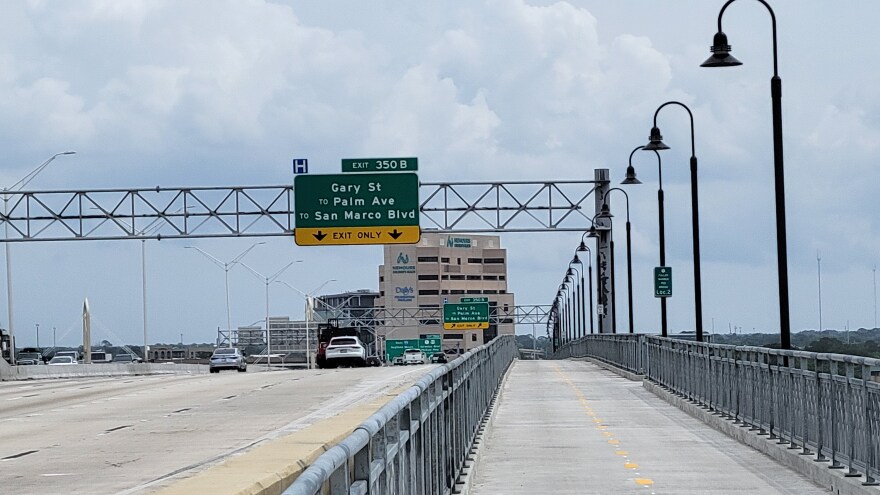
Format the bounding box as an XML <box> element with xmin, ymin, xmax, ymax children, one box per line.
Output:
<box><xmin>654</xmin><ymin>266</ymin><xmax>672</xmax><ymax>298</ymax></box>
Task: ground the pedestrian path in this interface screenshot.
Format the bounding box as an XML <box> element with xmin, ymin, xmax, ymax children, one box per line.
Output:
<box><xmin>468</xmin><ymin>360</ymin><xmax>829</xmax><ymax>495</ymax></box>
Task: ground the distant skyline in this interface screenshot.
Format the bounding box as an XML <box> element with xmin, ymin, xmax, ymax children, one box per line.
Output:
<box><xmin>1</xmin><ymin>1</ymin><xmax>879</xmax><ymax>347</ymax></box>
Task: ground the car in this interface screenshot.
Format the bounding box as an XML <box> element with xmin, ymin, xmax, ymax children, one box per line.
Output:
<box><xmin>16</xmin><ymin>351</ymin><xmax>44</xmax><ymax>365</ymax></box>
<box><xmin>430</xmin><ymin>352</ymin><xmax>448</xmax><ymax>364</ymax></box>
<box><xmin>55</xmin><ymin>350</ymin><xmax>81</xmax><ymax>362</ymax></box>
<box><xmin>112</xmin><ymin>353</ymin><xmax>136</xmax><ymax>363</ymax></box>
<box><xmin>209</xmin><ymin>347</ymin><xmax>247</xmax><ymax>373</ymax></box>
<box><xmin>403</xmin><ymin>349</ymin><xmax>426</xmax><ymax>365</ymax></box>
<box><xmin>366</xmin><ymin>355</ymin><xmax>383</xmax><ymax>367</ymax></box>
<box><xmin>324</xmin><ymin>337</ymin><xmax>367</xmax><ymax>368</ymax></box>
<box><xmin>48</xmin><ymin>356</ymin><xmax>76</xmax><ymax>365</ymax></box>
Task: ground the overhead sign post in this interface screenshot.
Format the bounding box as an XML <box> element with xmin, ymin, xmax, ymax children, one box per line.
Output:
<box><xmin>654</xmin><ymin>266</ymin><xmax>672</xmax><ymax>298</ymax></box>
<box><xmin>294</xmin><ymin>172</ymin><xmax>420</xmax><ymax>246</ymax></box>
<box><xmin>342</xmin><ymin>157</ymin><xmax>418</xmax><ymax>173</ymax></box>
<box><xmin>443</xmin><ymin>302</ymin><xmax>490</xmax><ymax>330</ymax></box>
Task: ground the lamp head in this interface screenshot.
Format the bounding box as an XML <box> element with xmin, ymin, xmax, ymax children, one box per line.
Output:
<box><xmin>572</xmin><ymin>253</ymin><xmax>580</xmax><ymax>264</ymax></box>
<box><xmin>621</xmin><ymin>165</ymin><xmax>642</xmax><ymax>185</ymax></box>
<box><xmin>643</xmin><ymin>126</ymin><xmax>670</xmax><ymax>151</ymax></box>
<box><xmin>598</xmin><ymin>202</ymin><xmax>613</xmax><ymax>219</ymax></box>
<box><xmin>566</xmin><ymin>268</ymin><xmax>574</xmax><ymax>277</ymax></box>
<box><xmin>586</xmin><ymin>226</ymin><xmax>599</xmax><ymax>238</ymax></box>
<box><xmin>700</xmin><ymin>31</ymin><xmax>743</xmax><ymax>67</ymax></box>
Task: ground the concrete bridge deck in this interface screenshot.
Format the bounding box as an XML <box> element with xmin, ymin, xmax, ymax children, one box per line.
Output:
<box><xmin>468</xmin><ymin>360</ymin><xmax>830</xmax><ymax>495</ymax></box>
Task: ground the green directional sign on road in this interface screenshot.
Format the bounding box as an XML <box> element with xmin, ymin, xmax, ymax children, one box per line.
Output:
<box><xmin>342</xmin><ymin>157</ymin><xmax>418</xmax><ymax>173</ymax></box>
<box><xmin>460</xmin><ymin>297</ymin><xmax>489</xmax><ymax>303</ymax></box>
<box><xmin>654</xmin><ymin>266</ymin><xmax>672</xmax><ymax>298</ymax></box>
<box><xmin>385</xmin><ymin>336</ymin><xmax>441</xmax><ymax>362</ymax></box>
<box><xmin>443</xmin><ymin>302</ymin><xmax>490</xmax><ymax>330</ymax></box>
<box><xmin>294</xmin><ymin>172</ymin><xmax>420</xmax><ymax>246</ymax></box>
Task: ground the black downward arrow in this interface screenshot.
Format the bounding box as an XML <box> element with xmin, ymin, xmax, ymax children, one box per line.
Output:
<box><xmin>389</xmin><ymin>229</ymin><xmax>402</xmax><ymax>239</ymax></box>
<box><xmin>313</xmin><ymin>231</ymin><xmax>327</xmax><ymax>241</ymax></box>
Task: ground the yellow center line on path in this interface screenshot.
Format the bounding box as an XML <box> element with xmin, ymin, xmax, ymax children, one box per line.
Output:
<box><xmin>552</xmin><ymin>363</ymin><xmax>655</xmax><ymax>493</ymax></box>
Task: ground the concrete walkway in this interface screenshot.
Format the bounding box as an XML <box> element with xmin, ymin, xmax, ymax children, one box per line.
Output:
<box><xmin>469</xmin><ymin>360</ymin><xmax>828</xmax><ymax>495</ymax></box>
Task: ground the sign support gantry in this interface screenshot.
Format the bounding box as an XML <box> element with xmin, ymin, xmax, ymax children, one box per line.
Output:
<box><xmin>0</xmin><ymin>179</ymin><xmax>601</xmax><ymax>242</ymax></box>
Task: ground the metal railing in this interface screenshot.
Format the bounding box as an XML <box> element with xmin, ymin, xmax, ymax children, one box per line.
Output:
<box><xmin>554</xmin><ymin>334</ymin><xmax>880</xmax><ymax>485</ymax></box>
<box><xmin>284</xmin><ymin>335</ymin><xmax>517</xmax><ymax>495</ymax></box>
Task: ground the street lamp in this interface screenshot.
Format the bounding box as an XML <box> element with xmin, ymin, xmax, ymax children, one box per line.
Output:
<box><xmin>622</xmin><ymin>146</ymin><xmax>667</xmax><ymax>336</ymax></box>
<box><xmin>642</xmin><ymin>102</ymin><xmax>704</xmax><ymax>341</ymax></box>
<box><xmin>275</xmin><ymin>279</ymin><xmax>336</xmax><ymax>369</ymax></box>
<box><xmin>569</xmin><ymin>254</ymin><xmax>586</xmax><ymax>338</ymax></box>
<box><xmin>565</xmin><ymin>268</ymin><xmax>583</xmax><ymax>340</ymax></box>
<box><xmin>577</xmin><ymin>230</ymin><xmax>597</xmax><ymax>334</ymax></box>
<box><xmin>600</xmin><ymin>188</ymin><xmax>635</xmax><ymax>334</ymax></box>
<box><xmin>702</xmin><ymin>0</ymin><xmax>791</xmax><ymax>349</ymax></box>
<box><xmin>3</xmin><ymin>151</ymin><xmax>75</xmax><ymax>364</ymax></box>
<box><xmin>240</xmin><ymin>260</ymin><xmax>303</xmax><ymax>369</ymax></box>
<box><xmin>185</xmin><ymin>242</ymin><xmax>265</xmax><ymax>335</ymax></box>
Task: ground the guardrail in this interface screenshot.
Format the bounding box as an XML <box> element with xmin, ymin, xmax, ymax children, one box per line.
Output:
<box><xmin>283</xmin><ymin>335</ymin><xmax>517</xmax><ymax>495</ymax></box>
<box><xmin>554</xmin><ymin>334</ymin><xmax>880</xmax><ymax>485</ymax></box>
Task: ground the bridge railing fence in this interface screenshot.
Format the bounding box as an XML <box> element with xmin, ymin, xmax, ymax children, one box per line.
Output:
<box><xmin>283</xmin><ymin>334</ymin><xmax>517</xmax><ymax>495</ymax></box>
<box><xmin>554</xmin><ymin>334</ymin><xmax>880</xmax><ymax>485</ymax></box>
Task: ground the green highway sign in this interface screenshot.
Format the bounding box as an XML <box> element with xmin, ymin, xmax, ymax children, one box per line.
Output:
<box><xmin>294</xmin><ymin>172</ymin><xmax>420</xmax><ymax>246</ymax></box>
<box><xmin>654</xmin><ymin>266</ymin><xmax>672</xmax><ymax>298</ymax></box>
<box><xmin>461</xmin><ymin>297</ymin><xmax>489</xmax><ymax>303</ymax></box>
<box><xmin>443</xmin><ymin>302</ymin><xmax>490</xmax><ymax>330</ymax></box>
<box><xmin>385</xmin><ymin>337</ymin><xmax>441</xmax><ymax>362</ymax></box>
<box><xmin>342</xmin><ymin>157</ymin><xmax>418</xmax><ymax>173</ymax></box>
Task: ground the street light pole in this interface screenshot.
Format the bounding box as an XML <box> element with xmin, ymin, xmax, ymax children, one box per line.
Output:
<box><xmin>601</xmin><ymin>189</ymin><xmax>635</xmax><ymax>334</ymax></box>
<box><xmin>642</xmin><ymin>102</ymin><xmax>703</xmax><ymax>341</ymax></box>
<box><xmin>185</xmin><ymin>243</ymin><xmax>265</xmax><ymax>337</ymax></box>
<box><xmin>240</xmin><ymin>261</ymin><xmax>302</xmax><ymax>369</ymax></box>
<box><xmin>702</xmin><ymin>0</ymin><xmax>791</xmax><ymax>349</ymax></box>
<box><xmin>275</xmin><ymin>279</ymin><xmax>336</xmax><ymax>369</ymax></box>
<box><xmin>622</xmin><ymin>146</ymin><xmax>665</xmax><ymax>336</ymax></box>
<box><xmin>570</xmin><ymin>255</ymin><xmax>586</xmax><ymax>339</ymax></box>
<box><xmin>577</xmin><ymin>233</ymin><xmax>597</xmax><ymax>334</ymax></box>
<box><xmin>3</xmin><ymin>151</ymin><xmax>75</xmax><ymax>364</ymax></box>
<box><xmin>817</xmin><ymin>250</ymin><xmax>823</xmax><ymax>332</ymax></box>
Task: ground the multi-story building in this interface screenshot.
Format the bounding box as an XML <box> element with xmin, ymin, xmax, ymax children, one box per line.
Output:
<box><xmin>375</xmin><ymin>233</ymin><xmax>515</xmax><ymax>354</ymax></box>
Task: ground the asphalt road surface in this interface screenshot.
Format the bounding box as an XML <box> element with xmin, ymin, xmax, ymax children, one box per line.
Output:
<box><xmin>0</xmin><ymin>365</ymin><xmax>432</xmax><ymax>495</ymax></box>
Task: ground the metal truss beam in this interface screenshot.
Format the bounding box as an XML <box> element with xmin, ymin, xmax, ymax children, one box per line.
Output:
<box><xmin>0</xmin><ymin>180</ymin><xmax>599</xmax><ymax>242</ymax></box>
<box><xmin>216</xmin><ymin>304</ymin><xmax>552</xmax><ymax>346</ymax></box>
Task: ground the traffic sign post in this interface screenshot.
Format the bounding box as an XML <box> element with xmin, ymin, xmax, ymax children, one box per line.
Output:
<box><xmin>443</xmin><ymin>302</ymin><xmax>490</xmax><ymax>330</ymax></box>
<box><xmin>460</xmin><ymin>297</ymin><xmax>488</xmax><ymax>303</ymax></box>
<box><xmin>654</xmin><ymin>266</ymin><xmax>672</xmax><ymax>298</ymax></box>
<box><xmin>294</xmin><ymin>172</ymin><xmax>420</xmax><ymax>246</ymax></box>
<box><xmin>342</xmin><ymin>157</ymin><xmax>418</xmax><ymax>173</ymax></box>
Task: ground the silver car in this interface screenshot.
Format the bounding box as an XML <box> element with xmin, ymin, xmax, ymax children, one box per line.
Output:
<box><xmin>209</xmin><ymin>347</ymin><xmax>247</xmax><ymax>373</ymax></box>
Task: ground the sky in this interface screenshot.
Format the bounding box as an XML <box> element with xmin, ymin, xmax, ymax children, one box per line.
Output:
<box><xmin>1</xmin><ymin>0</ymin><xmax>879</xmax><ymax>347</ymax></box>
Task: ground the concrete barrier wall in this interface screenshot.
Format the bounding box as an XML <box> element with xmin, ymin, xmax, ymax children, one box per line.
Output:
<box><xmin>0</xmin><ymin>362</ymin><xmax>208</xmax><ymax>380</ymax></box>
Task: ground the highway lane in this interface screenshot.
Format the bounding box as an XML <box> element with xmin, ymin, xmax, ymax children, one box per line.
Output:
<box><xmin>0</xmin><ymin>365</ymin><xmax>433</xmax><ymax>495</ymax></box>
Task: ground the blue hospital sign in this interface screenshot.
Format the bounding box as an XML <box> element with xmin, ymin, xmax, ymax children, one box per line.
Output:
<box><xmin>293</xmin><ymin>158</ymin><xmax>309</xmax><ymax>174</ymax></box>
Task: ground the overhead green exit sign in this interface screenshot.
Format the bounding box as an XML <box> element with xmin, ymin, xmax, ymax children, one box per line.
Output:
<box><xmin>342</xmin><ymin>157</ymin><xmax>418</xmax><ymax>173</ymax></box>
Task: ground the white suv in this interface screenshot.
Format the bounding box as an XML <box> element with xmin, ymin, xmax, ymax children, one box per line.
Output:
<box><xmin>324</xmin><ymin>337</ymin><xmax>367</xmax><ymax>368</ymax></box>
<box><xmin>403</xmin><ymin>349</ymin><xmax>426</xmax><ymax>365</ymax></box>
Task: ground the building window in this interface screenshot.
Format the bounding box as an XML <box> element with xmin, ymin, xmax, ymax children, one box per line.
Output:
<box><xmin>467</xmin><ymin>258</ymin><xmax>482</xmax><ymax>264</ymax></box>
<box><xmin>483</xmin><ymin>290</ymin><xmax>498</xmax><ymax>294</ymax></box>
<box><xmin>483</xmin><ymin>275</ymin><xmax>498</xmax><ymax>281</ymax></box>
<box><xmin>450</xmin><ymin>289</ymin><xmax>465</xmax><ymax>294</ymax></box>
<box><xmin>499</xmin><ymin>276</ymin><xmax>506</xmax><ymax>281</ymax></box>
<box><xmin>450</xmin><ymin>275</ymin><xmax>465</xmax><ymax>280</ymax></box>
<box><xmin>483</xmin><ymin>258</ymin><xmax>504</xmax><ymax>264</ymax></box>
<box><xmin>457</xmin><ymin>258</ymin><xmax>461</xmax><ymax>265</ymax></box>
<box><xmin>418</xmin><ymin>256</ymin><xmax>438</xmax><ymax>263</ymax></box>
<box><xmin>441</xmin><ymin>257</ymin><xmax>450</xmax><ymax>263</ymax></box>
<box><xmin>419</xmin><ymin>289</ymin><xmax>439</xmax><ymax>295</ymax></box>
<box><xmin>379</xmin><ymin>291</ymin><xmax>385</xmax><ymax>296</ymax></box>
<box><xmin>418</xmin><ymin>274</ymin><xmax>439</xmax><ymax>281</ymax></box>
<box><xmin>466</xmin><ymin>289</ymin><xmax>481</xmax><ymax>294</ymax></box>
<box><xmin>441</xmin><ymin>290</ymin><xmax>449</xmax><ymax>294</ymax></box>
<box><xmin>466</xmin><ymin>275</ymin><xmax>481</xmax><ymax>280</ymax></box>
<box><xmin>444</xmin><ymin>333</ymin><xmax>463</xmax><ymax>340</ymax></box>
<box><xmin>379</xmin><ymin>276</ymin><xmax>384</xmax><ymax>282</ymax></box>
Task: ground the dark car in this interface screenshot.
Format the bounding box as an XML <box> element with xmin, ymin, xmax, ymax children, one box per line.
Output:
<box><xmin>430</xmin><ymin>352</ymin><xmax>449</xmax><ymax>364</ymax></box>
<box><xmin>112</xmin><ymin>353</ymin><xmax>136</xmax><ymax>363</ymax></box>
